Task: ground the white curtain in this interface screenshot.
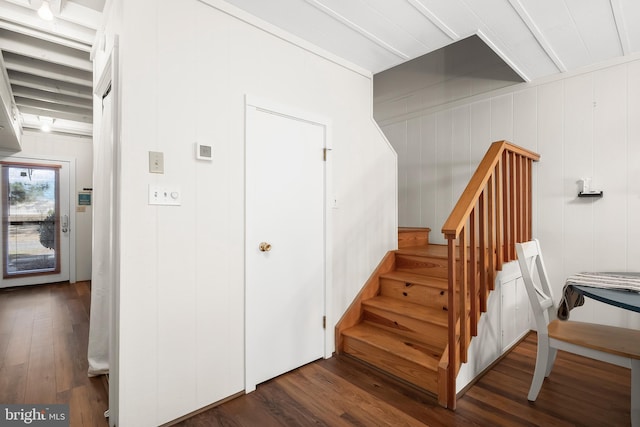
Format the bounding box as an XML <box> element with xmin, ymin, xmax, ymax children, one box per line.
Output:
<box><xmin>87</xmin><ymin>91</ymin><xmax>113</xmax><ymax>376</ymax></box>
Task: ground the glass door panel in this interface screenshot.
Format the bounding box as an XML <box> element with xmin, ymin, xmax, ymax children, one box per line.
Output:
<box><xmin>3</xmin><ymin>164</ymin><xmax>60</xmax><ymax>277</ymax></box>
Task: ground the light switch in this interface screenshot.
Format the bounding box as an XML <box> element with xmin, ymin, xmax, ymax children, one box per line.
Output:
<box><xmin>149</xmin><ymin>151</ymin><xmax>164</xmax><ymax>174</ymax></box>
<box><xmin>149</xmin><ymin>185</ymin><xmax>181</xmax><ymax>206</ymax></box>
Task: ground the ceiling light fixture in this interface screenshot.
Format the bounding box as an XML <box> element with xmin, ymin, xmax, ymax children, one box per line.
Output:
<box><xmin>38</xmin><ymin>0</ymin><xmax>54</xmax><ymax>21</ymax></box>
<box><xmin>39</xmin><ymin>116</ymin><xmax>54</xmax><ymax>132</ymax></box>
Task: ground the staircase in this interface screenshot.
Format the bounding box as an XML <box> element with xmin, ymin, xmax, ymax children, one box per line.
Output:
<box><xmin>338</xmin><ymin>228</ymin><xmax>451</xmax><ymax>405</ymax></box>
<box><xmin>335</xmin><ymin>141</ymin><xmax>541</xmax><ymax>409</ymax></box>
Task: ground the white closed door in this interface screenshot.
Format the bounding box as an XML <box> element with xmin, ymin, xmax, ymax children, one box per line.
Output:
<box><xmin>245</xmin><ymin>102</ymin><xmax>326</xmax><ymax>392</ymax></box>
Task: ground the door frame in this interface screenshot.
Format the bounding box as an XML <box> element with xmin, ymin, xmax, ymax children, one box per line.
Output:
<box><xmin>244</xmin><ymin>95</ymin><xmax>334</xmax><ymax>389</ymax></box>
<box><xmin>94</xmin><ymin>35</ymin><xmax>121</xmax><ymax>427</ymax></box>
<box><xmin>0</xmin><ymin>152</ymin><xmax>76</xmax><ymax>285</ymax></box>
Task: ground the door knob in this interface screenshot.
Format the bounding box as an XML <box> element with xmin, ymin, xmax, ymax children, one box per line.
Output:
<box><xmin>259</xmin><ymin>242</ymin><xmax>272</xmax><ymax>252</ymax></box>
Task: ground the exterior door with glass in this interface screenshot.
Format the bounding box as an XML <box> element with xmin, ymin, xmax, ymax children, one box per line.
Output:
<box><xmin>0</xmin><ymin>158</ymin><xmax>71</xmax><ymax>287</ymax></box>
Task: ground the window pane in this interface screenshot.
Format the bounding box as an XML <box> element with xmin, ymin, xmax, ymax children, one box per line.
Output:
<box><xmin>4</xmin><ymin>166</ymin><xmax>58</xmax><ymax>275</ymax></box>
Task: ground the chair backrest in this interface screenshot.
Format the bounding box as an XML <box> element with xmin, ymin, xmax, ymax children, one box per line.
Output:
<box><xmin>516</xmin><ymin>239</ymin><xmax>556</xmax><ymax>334</ymax></box>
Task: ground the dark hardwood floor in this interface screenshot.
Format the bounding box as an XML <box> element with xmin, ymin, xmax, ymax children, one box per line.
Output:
<box><xmin>0</xmin><ymin>281</ymin><xmax>109</xmax><ymax>427</ymax></box>
<box><xmin>177</xmin><ymin>334</ymin><xmax>632</xmax><ymax>427</ymax></box>
<box><xmin>1</xmin><ymin>282</ymin><xmax>632</xmax><ymax>426</ymax></box>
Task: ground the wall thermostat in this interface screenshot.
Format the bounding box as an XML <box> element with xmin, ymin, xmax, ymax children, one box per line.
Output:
<box><xmin>196</xmin><ymin>143</ymin><xmax>213</xmax><ymax>160</ymax></box>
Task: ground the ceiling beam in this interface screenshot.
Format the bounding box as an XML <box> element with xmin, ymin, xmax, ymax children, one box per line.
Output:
<box><xmin>0</xmin><ymin>29</ymin><xmax>91</xmax><ymax>71</ymax></box>
<box><xmin>15</xmin><ymin>97</ymin><xmax>92</xmax><ymax>122</ymax></box>
<box><xmin>21</xmin><ymin>122</ymin><xmax>92</xmax><ymax>136</ymax></box>
<box><xmin>610</xmin><ymin>0</ymin><xmax>631</xmax><ymax>55</ymax></box>
<box><xmin>507</xmin><ymin>0</ymin><xmax>566</xmax><ymax>72</ymax></box>
<box><xmin>0</xmin><ymin>0</ymin><xmax>95</xmax><ymax>45</ymax></box>
<box><xmin>0</xmin><ymin>18</ymin><xmax>90</xmax><ymax>51</ymax></box>
<box><xmin>20</xmin><ymin>111</ymin><xmax>92</xmax><ymax>136</ymax></box>
<box><xmin>12</xmin><ymin>85</ymin><xmax>92</xmax><ymax>108</ymax></box>
<box><xmin>0</xmin><ymin>51</ymin><xmax>21</xmax><ymax>149</ymax></box>
<box><xmin>3</xmin><ymin>51</ymin><xmax>92</xmax><ymax>86</ymax></box>
<box><xmin>8</xmin><ymin>70</ymin><xmax>91</xmax><ymax>98</ymax></box>
<box><xmin>56</xmin><ymin>0</ymin><xmax>101</xmax><ymax>30</ymax></box>
<box><xmin>405</xmin><ymin>0</ymin><xmax>458</xmax><ymax>40</ymax></box>
<box><xmin>304</xmin><ymin>0</ymin><xmax>409</xmax><ymax>60</ymax></box>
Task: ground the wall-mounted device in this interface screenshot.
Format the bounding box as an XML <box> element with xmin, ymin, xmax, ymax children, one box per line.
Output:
<box><xmin>196</xmin><ymin>143</ymin><xmax>213</xmax><ymax>161</ymax></box>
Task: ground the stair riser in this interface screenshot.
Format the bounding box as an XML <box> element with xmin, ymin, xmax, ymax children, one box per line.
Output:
<box><xmin>398</xmin><ymin>230</ymin><xmax>430</xmax><ymax>248</ymax></box>
<box><xmin>361</xmin><ymin>320</ymin><xmax>444</xmax><ymax>357</ymax></box>
<box><xmin>395</xmin><ymin>254</ymin><xmax>448</xmax><ymax>278</ymax></box>
<box><xmin>343</xmin><ymin>336</ymin><xmax>438</xmax><ymax>393</ymax></box>
<box><xmin>379</xmin><ymin>278</ymin><xmax>448</xmax><ymax>311</ymax></box>
<box><xmin>362</xmin><ymin>308</ymin><xmax>448</xmax><ymax>349</ymax></box>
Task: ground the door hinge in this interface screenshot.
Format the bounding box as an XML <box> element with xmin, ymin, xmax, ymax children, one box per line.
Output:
<box><xmin>323</xmin><ymin>316</ymin><xmax>326</xmax><ymax>329</ymax></box>
<box><xmin>323</xmin><ymin>148</ymin><xmax>332</xmax><ymax>161</ymax></box>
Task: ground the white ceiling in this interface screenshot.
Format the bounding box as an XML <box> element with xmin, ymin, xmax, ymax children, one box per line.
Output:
<box><xmin>225</xmin><ymin>0</ymin><xmax>640</xmax><ymax>80</ymax></box>
<box><xmin>0</xmin><ymin>0</ymin><xmax>102</xmax><ymax>144</ymax></box>
<box><xmin>2</xmin><ymin>0</ymin><xmax>640</xmax><ymax>145</ymax></box>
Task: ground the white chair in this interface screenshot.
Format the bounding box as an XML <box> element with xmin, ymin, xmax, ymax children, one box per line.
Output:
<box><xmin>516</xmin><ymin>239</ymin><xmax>640</xmax><ymax>425</ymax></box>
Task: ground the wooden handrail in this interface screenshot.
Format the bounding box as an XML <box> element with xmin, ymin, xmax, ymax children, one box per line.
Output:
<box><xmin>442</xmin><ymin>141</ymin><xmax>539</xmax><ymax>239</ymax></box>
<box><xmin>440</xmin><ymin>140</ymin><xmax>539</xmax><ymax>409</ymax></box>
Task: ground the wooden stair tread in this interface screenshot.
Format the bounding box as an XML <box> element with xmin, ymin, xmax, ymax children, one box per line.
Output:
<box><xmin>398</xmin><ymin>227</ymin><xmax>431</xmax><ymax>232</ymax></box>
<box><xmin>396</xmin><ymin>244</ymin><xmax>490</xmax><ymax>259</ymax></box>
<box><xmin>379</xmin><ymin>271</ymin><xmax>448</xmax><ymax>290</ymax></box>
<box><xmin>342</xmin><ymin>322</ymin><xmax>440</xmax><ymax>371</ymax></box>
<box><xmin>363</xmin><ymin>296</ymin><xmax>448</xmax><ymax>327</ymax></box>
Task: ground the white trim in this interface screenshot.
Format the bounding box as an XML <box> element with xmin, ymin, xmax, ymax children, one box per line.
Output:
<box><xmin>197</xmin><ymin>0</ymin><xmax>372</xmax><ymax>79</ymax></box>
<box><xmin>110</xmin><ymin>36</ymin><xmax>121</xmax><ymax>427</ymax></box>
<box><xmin>476</xmin><ymin>30</ymin><xmax>531</xmax><ymax>82</ymax></box>
<box><xmin>369</xmin><ymin>78</ymin><xmax>398</xmax><ymax>244</ymax></box>
<box><xmin>94</xmin><ymin>53</ymin><xmax>112</xmax><ymax>98</ymax></box>
<box><xmin>244</xmin><ymin>94</ymin><xmax>334</xmax><ymax>391</ymax></box>
<box><xmin>246</xmin><ymin>95</ymin><xmax>333</xmax><ymax>147</ymax></box>
<box><xmin>93</xmin><ymin>35</ymin><xmax>120</xmax><ymax>427</ymax></box>
<box><xmin>610</xmin><ymin>0</ymin><xmax>631</xmax><ymax>56</ymax></box>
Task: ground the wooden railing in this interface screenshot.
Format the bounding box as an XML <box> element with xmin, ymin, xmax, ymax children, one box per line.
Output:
<box><xmin>441</xmin><ymin>140</ymin><xmax>540</xmax><ymax>409</ymax></box>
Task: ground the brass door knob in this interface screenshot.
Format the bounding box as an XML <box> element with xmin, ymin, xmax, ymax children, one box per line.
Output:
<box><xmin>259</xmin><ymin>242</ymin><xmax>272</xmax><ymax>252</ymax></box>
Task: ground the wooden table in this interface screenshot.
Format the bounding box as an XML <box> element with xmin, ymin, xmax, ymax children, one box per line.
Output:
<box><xmin>565</xmin><ymin>272</ymin><xmax>640</xmax><ymax>426</ymax></box>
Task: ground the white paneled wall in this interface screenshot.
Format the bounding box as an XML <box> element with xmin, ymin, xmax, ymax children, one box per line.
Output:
<box><xmin>97</xmin><ymin>0</ymin><xmax>397</xmax><ymax>425</ymax></box>
<box><xmin>378</xmin><ymin>55</ymin><xmax>640</xmax><ymax>332</ymax></box>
